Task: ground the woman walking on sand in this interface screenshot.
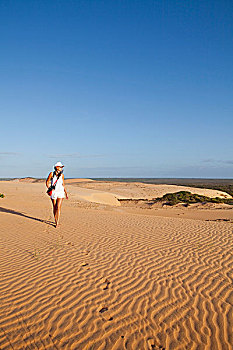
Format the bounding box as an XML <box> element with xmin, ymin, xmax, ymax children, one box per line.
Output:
<box><xmin>46</xmin><ymin>162</ymin><xmax>68</xmax><ymax>227</ymax></box>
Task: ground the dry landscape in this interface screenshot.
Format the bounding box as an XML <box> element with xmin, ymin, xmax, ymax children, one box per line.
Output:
<box><xmin>0</xmin><ymin>179</ymin><xmax>233</xmax><ymax>349</ymax></box>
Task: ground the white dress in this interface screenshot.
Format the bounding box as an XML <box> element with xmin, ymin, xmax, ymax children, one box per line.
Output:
<box><xmin>50</xmin><ymin>173</ymin><xmax>65</xmax><ymax>199</ymax></box>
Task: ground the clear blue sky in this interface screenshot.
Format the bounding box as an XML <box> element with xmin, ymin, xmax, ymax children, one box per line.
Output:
<box><xmin>1</xmin><ymin>0</ymin><xmax>233</xmax><ymax>178</ymax></box>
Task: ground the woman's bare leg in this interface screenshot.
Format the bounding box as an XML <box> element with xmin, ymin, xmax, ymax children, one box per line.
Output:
<box><xmin>55</xmin><ymin>198</ymin><xmax>63</xmax><ymax>227</ymax></box>
<box><xmin>51</xmin><ymin>198</ymin><xmax>57</xmax><ymax>226</ymax></box>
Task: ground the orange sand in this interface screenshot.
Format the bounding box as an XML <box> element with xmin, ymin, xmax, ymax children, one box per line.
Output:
<box><xmin>0</xmin><ymin>181</ymin><xmax>233</xmax><ymax>349</ymax></box>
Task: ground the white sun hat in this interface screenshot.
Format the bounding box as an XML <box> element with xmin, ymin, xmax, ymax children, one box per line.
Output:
<box><xmin>54</xmin><ymin>161</ymin><xmax>64</xmax><ymax>167</ymax></box>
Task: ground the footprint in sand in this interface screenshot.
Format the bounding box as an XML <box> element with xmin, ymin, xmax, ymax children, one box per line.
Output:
<box><xmin>147</xmin><ymin>339</ymin><xmax>155</xmax><ymax>349</ymax></box>
<box><xmin>147</xmin><ymin>339</ymin><xmax>165</xmax><ymax>350</ymax></box>
<box><xmin>99</xmin><ymin>307</ymin><xmax>113</xmax><ymax>321</ymax></box>
<box><xmin>103</xmin><ymin>279</ymin><xmax>111</xmax><ymax>290</ymax></box>
<box><xmin>99</xmin><ymin>307</ymin><xmax>108</xmax><ymax>313</ymax></box>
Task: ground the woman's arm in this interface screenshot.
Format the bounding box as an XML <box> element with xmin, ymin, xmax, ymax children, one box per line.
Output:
<box><xmin>46</xmin><ymin>172</ymin><xmax>53</xmax><ymax>188</ymax></box>
<box><xmin>62</xmin><ymin>174</ymin><xmax>68</xmax><ymax>199</ymax></box>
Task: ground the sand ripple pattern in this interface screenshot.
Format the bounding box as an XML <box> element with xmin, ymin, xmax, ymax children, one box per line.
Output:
<box><xmin>1</xmin><ymin>206</ymin><xmax>233</xmax><ymax>349</ymax></box>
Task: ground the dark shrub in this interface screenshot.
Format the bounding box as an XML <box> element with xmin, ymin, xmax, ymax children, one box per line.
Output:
<box><xmin>155</xmin><ymin>191</ymin><xmax>230</xmax><ymax>206</ymax></box>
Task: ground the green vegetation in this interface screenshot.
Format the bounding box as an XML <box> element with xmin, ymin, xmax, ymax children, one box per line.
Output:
<box><xmin>155</xmin><ymin>191</ymin><xmax>233</xmax><ymax>206</ymax></box>
<box><xmin>119</xmin><ymin>191</ymin><xmax>233</xmax><ymax>206</ymax></box>
<box><xmin>0</xmin><ymin>193</ymin><xmax>4</xmax><ymax>198</ymax></box>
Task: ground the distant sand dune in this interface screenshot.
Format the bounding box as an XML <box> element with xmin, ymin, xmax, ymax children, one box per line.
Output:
<box><xmin>68</xmin><ymin>186</ymin><xmax>121</xmax><ymax>206</ymax></box>
<box><xmin>73</xmin><ymin>181</ymin><xmax>232</xmax><ymax>200</ymax></box>
<box><xmin>0</xmin><ymin>182</ymin><xmax>233</xmax><ymax>349</ymax></box>
<box><xmin>10</xmin><ymin>179</ymin><xmax>232</xmax><ymax>202</ymax></box>
<box><xmin>65</xmin><ymin>178</ymin><xmax>95</xmax><ymax>183</ymax></box>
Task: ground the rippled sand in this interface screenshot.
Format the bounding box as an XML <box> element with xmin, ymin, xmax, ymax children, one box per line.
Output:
<box><xmin>0</xmin><ymin>181</ymin><xmax>233</xmax><ymax>349</ymax></box>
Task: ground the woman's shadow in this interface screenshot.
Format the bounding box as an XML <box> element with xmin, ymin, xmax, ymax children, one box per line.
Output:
<box><xmin>0</xmin><ymin>206</ymin><xmax>55</xmax><ymax>227</ymax></box>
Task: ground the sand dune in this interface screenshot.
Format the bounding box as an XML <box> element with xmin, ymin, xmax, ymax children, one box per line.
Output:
<box><xmin>65</xmin><ymin>178</ymin><xmax>95</xmax><ymax>184</ymax></box>
<box><xmin>0</xmin><ymin>181</ymin><xmax>233</xmax><ymax>349</ymax></box>
<box><xmin>9</xmin><ymin>178</ymin><xmax>232</xmax><ymax>202</ymax></box>
<box><xmin>68</xmin><ymin>186</ymin><xmax>121</xmax><ymax>206</ymax></box>
<box><xmin>73</xmin><ymin>181</ymin><xmax>232</xmax><ymax>200</ymax></box>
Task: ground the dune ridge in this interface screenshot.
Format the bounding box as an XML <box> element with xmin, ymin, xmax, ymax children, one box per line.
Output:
<box><xmin>72</xmin><ymin>181</ymin><xmax>232</xmax><ymax>200</ymax></box>
<box><xmin>0</xmin><ymin>182</ymin><xmax>233</xmax><ymax>349</ymax></box>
